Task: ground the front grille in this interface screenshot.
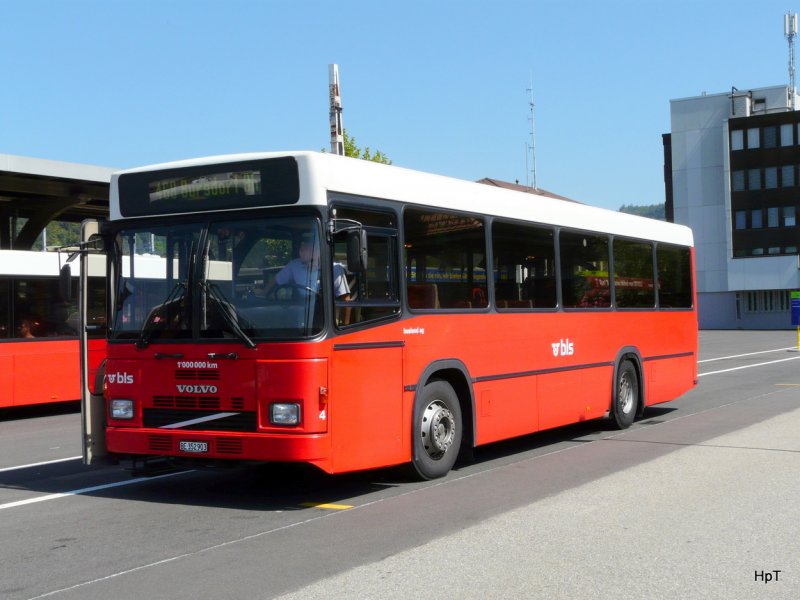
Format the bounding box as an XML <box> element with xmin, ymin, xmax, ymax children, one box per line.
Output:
<box><xmin>175</xmin><ymin>369</ymin><xmax>220</xmax><ymax>380</ymax></box>
<box><xmin>153</xmin><ymin>396</ymin><xmax>223</xmax><ymax>410</ymax></box>
<box><xmin>143</xmin><ymin>409</ymin><xmax>257</xmax><ymax>432</ymax></box>
<box><xmin>148</xmin><ymin>434</ymin><xmax>173</xmax><ymax>452</ymax></box>
<box><xmin>216</xmin><ymin>437</ymin><xmax>244</xmax><ymax>455</ymax></box>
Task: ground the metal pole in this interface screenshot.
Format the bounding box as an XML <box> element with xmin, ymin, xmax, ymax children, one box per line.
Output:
<box><xmin>329</xmin><ymin>64</ymin><xmax>344</xmax><ymax>156</ymax></box>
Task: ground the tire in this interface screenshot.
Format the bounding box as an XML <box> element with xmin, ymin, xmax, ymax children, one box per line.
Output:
<box><xmin>610</xmin><ymin>360</ymin><xmax>638</xmax><ymax>429</ymax></box>
<box><xmin>411</xmin><ymin>380</ymin><xmax>462</xmax><ymax>480</ymax></box>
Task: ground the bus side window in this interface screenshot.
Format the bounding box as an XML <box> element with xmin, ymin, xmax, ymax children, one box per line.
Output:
<box><xmin>657</xmin><ymin>244</ymin><xmax>693</xmax><ymax>308</ymax></box>
<box><xmin>0</xmin><ymin>279</ymin><xmax>8</xmax><ymax>338</ymax></box>
<box><xmin>403</xmin><ymin>208</ymin><xmax>487</xmax><ymax>310</ymax></box>
<box><xmin>492</xmin><ymin>220</ymin><xmax>556</xmax><ymax>310</ymax></box>
<box><xmin>559</xmin><ymin>231</ymin><xmax>611</xmax><ymax>309</ymax></box>
<box><xmin>332</xmin><ymin>205</ymin><xmax>400</xmax><ymax>327</ymax></box>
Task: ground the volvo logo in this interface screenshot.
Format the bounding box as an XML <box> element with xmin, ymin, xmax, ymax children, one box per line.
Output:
<box><xmin>176</xmin><ymin>384</ymin><xmax>219</xmax><ymax>394</ymax></box>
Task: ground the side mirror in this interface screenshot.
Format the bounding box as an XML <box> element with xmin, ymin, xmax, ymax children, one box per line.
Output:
<box><xmin>59</xmin><ymin>264</ymin><xmax>72</xmax><ymax>301</ymax></box>
<box><xmin>346</xmin><ymin>230</ymin><xmax>368</xmax><ymax>273</ymax></box>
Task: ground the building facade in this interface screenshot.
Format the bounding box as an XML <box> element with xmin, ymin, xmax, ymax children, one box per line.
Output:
<box><xmin>665</xmin><ymin>85</ymin><xmax>800</xmax><ymax>329</ymax></box>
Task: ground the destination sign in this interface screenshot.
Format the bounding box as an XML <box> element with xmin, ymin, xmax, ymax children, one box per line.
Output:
<box><xmin>118</xmin><ymin>157</ymin><xmax>299</xmax><ymax>217</ymax></box>
<box><xmin>149</xmin><ymin>171</ymin><xmax>261</xmax><ymax>204</ymax></box>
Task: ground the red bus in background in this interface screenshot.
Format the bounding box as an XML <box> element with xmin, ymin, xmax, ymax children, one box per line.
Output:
<box><xmin>0</xmin><ymin>250</ymin><xmax>106</xmax><ymax>408</ymax></box>
<box><xmin>78</xmin><ymin>152</ymin><xmax>697</xmax><ymax>479</ymax></box>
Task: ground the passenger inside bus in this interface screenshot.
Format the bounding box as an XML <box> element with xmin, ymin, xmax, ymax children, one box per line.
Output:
<box><xmin>263</xmin><ymin>238</ymin><xmax>351</xmax><ymax>301</ymax></box>
<box><xmin>17</xmin><ymin>319</ymin><xmax>36</xmax><ymax>338</ymax></box>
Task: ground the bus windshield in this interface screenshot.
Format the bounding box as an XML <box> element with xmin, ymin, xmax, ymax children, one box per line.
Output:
<box><xmin>110</xmin><ymin>216</ymin><xmax>325</xmax><ymax>342</ymax></box>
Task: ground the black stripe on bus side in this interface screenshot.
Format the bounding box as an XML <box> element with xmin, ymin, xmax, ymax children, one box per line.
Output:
<box><xmin>402</xmin><ymin>352</ymin><xmax>695</xmax><ymax>393</ymax></box>
<box><xmin>641</xmin><ymin>351</ymin><xmax>695</xmax><ymax>362</ymax></box>
<box><xmin>333</xmin><ymin>341</ymin><xmax>406</xmax><ymax>351</ymax></box>
<box><xmin>473</xmin><ymin>361</ymin><xmax>616</xmax><ymax>384</ymax></box>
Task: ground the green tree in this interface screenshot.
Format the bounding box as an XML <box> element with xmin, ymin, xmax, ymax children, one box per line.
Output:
<box><xmin>618</xmin><ymin>203</ymin><xmax>665</xmax><ymax>221</ymax></box>
<box><xmin>325</xmin><ymin>130</ymin><xmax>392</xmax><ymax>164</ymax></box>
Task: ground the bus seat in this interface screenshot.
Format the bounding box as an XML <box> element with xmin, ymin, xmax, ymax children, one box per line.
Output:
<box><xmin>407</xmin><ymin>283</ymin><xmax>440</xmax><ymax>309</ymax></box>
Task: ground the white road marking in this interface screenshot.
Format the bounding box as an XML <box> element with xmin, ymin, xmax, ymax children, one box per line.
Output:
<box><xmin>698</xmin><ymin>355</ymin><xmax>800</xmax><ymax>377</ymax></box>
<box><xmin>0</xmin><ymin>470</ymin><xmax>189</xmax><ymax>511</ymax></box>
<box><xmin>698</xmin><ymin>346</ymin><xmax>796</xmax><ymax>363</ymax></box>
<box><xmin>0</xmin><ymin>456</ymin><xmax>81</xmax><ymax>473</ymax></box>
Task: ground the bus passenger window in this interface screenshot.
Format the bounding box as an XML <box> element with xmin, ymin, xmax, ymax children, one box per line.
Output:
<box><xmin>657</xmin><ymin>244</ymin><xmax>693</xmax><ymax>308</ymax></box>
<box><xmin>613</xmin><ymin>239</ymin><xmax>655</xmax><ymax>309</ymax></box>
<box><xmin>404</xmin><ymin>208</ymin><xmax>487</xmax><ymax>310</ymax></box>
<box><xmin>492</xmin><ymin>221</ymin><xmax>556</xmax><ymax>309</ymax></box>
<box><xmin>0</xmin><ymin>280</ymin><xmax>8</xmax><ymax>338</ymax></box>
<box><xmin>559</xmin><ymin>231</ymin><xmax>611</xmax><ymax>309</ymax></box>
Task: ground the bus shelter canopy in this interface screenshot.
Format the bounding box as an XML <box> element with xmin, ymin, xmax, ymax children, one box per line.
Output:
<box><xmin>0</xmin><ymin>154</ymin><xmax>114</xmax><ymax>250</ymax></box>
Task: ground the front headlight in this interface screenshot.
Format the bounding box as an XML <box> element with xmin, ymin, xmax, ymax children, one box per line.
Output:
<box><xmin>270</xmin><ymin>402</ymin><xmax>301</xmax><ymax>426</ymax></box>
<box><xmin>110</xmin><ymin>399</ymin><xmax>134</xmax><ymax>420</ymax></box>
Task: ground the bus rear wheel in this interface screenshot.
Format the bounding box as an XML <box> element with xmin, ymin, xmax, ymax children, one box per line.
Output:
<box><xmin>610</xmin><ymin>360</ymin><xmax>638</xmax><ymax>429</ymax></box>
<box><xmin>411</xmin><ymin>380</ymin><xmax>462</xmax><ymax>480</ymax></box>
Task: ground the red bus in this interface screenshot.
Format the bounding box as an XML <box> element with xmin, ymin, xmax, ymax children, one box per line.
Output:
<box><xmin>0</xmin><ymin>250</ymin><xmax>106</xmax><ymax>408</ymax></box>
<box><xmin>78</xmin><ymin>152</ymin><xmax>697</xmax><ymax>479</ymax></box>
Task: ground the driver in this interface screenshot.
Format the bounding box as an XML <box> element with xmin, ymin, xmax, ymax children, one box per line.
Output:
<box><xmin>265</xmin><ymin>238</ymin><xmax>351</xmax><ymax>300</ymax></box>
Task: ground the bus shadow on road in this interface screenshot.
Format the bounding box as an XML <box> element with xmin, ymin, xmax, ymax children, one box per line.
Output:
<box><xmin>2</xmin><ymin>407</ymin><xmax>684</xmax><ymax>512</ymax></box>
<box><xmin>459</xmin><ymin>405</ymin><xmax>680</xmax><ymax>472</ymax></box>
<box><xmin>0</xmin><ymin>401</ymin><xmax>80</xmax><ymax>422</ymax></box>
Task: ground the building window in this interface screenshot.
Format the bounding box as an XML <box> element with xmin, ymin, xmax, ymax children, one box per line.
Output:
<box><xmin>744</xmin><ymin>291</ymin><xmax>790</xmax><ymax>313</ymax></box>
<box><xmin>751</xmin><ymin>209</ymin><xmax>763</xmax><ymax>228</ymax></box>
<box><xmin>763</xmin><ymin>126</ymin><xmax>777</xmax><ymax>148</ymax></box>
<box><xmin>768</xmin><ymin>247</ymin><xmax>781</xmax><ymax>254</ymax></box>
<box><xmin>781</xmin><ymin>165</ymin><xmax>795</xmax><ymax>187</ymax></box>
<box><xmin>786</xmin><ymin>245</ymin><xmax>798</xmax><ymax>253</ymax></box>
<box><xmin>785</xmin><ymin>206</ymin><xmax>797</xmax><ymax>227</ymax></box>
<box><xmin>752</xmin><ymin>248</ymin><xmax>764</xmax><ymax>255</ymax></box>
<box><xmin>747</xmin><ymin>128</ymin><xmax>760</xmax><ymax>149</ymax></box>
<box><xmin>781</xmin><ymin>123</ymin><xmax>794</xmax><ymax>146</ymax></box>
<box><xmin>768</xmin><ymin>207</ymin><xmax>779</xmax><ymax>227</ymax></box>
<box><xmin>764</xmin><ymin>167</ymin><xmax>778</xmax><ymax>189</ymax></box>
<box><xmin>732</xmin><ymin>170</ymin><xmax>745</xmax><ymax>191</ymax></box>
<box><xmin>731</xmin><ymin>130</ymin><xmax>744</xmax><ymax>151</ymax></box>
<box><xmin>735</xmin><ymin>210</ymin><xmax>747</xmax><ymax>229</ymax></box>
<box><xmin>748</xmin><ymin>169</ymin><xmax>761</xmax><ymax>190</ymax></box>
<box><xmin>732</xmin><ymin>170</ymin><xmax>746</xmax><ymax>191</ymax></box>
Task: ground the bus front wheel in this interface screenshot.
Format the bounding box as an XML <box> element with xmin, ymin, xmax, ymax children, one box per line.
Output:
<box><xmin>610</xmin><ymin>360</ymin><xmax>638</xmax><ymax>429</ymax></box>
<box><xmin>411</xmin><ymin>380</ymin><xmax>462</xmax><ymax>480</ymax></box>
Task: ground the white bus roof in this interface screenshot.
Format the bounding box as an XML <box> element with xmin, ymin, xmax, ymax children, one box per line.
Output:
<box><xmin>111</xmin><ymin>151</ymin><xmax>693</xmax><ymax>247</ymax></box>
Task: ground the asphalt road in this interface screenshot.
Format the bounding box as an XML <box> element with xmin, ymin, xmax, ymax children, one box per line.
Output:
<box><xmin>1</xmin><ymin>330</ymin><xmax>799</xmax><ymax>599</ymax></box>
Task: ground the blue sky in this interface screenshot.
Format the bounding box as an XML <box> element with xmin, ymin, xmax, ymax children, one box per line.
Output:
<box><xmin>0</xmin><ymin>0</ymin><xmax>797</xmax><ymax>210</ymax></box>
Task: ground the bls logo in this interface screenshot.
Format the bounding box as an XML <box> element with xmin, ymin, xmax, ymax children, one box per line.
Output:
<box><xmin>107</xmin><ymin>372</ymin><xmax>134</xmax><ymax>384</ymax></box>
<box><xmin>551</xmin><ymin>339</ymin><xmax>575</xmax><ymax>357</ymax></box>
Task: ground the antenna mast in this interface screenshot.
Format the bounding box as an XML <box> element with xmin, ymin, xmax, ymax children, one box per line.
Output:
<box><xmin>329</xmin><ymin>64</ymin><xmax>344</xmax><ymax>155</ymax></box>
<box><xmin>526</xmin><ymin>78</ymin><xmax>538</xmax><ymax>190</ymax></box>
<box><xmin>786</xmin><ymin>12</ymin><xmax>798</xmax><ymax>109</ymax></box>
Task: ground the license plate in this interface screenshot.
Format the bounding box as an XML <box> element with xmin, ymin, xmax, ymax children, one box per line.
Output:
<box><xmin>179</xmin><ymin>441</ymin><xmax>208</xmax><ymax>453</ymax></box>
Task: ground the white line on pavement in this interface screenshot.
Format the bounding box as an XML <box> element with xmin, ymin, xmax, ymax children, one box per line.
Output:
<box><xmin>698</xmin><ymin>355</ymin><xmax>800</xmax><ymax>377</ymax></box>
<box><xmin>0</xmin><ymin>456</ymin><xmax>82</xmax><ymax>473</ymax></box>
<box><xmin>0</xmin><ymin>470</ymin><xmax>190</xmax><ymax>511</ymax></box>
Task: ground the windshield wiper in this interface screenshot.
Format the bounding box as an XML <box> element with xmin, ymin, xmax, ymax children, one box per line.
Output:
<box><xmin>136</xmin><ymin>281</ymin><xmax>187</xmax><ymax>348</ymax></box>
<box><xmin>201</xmin><ymin>281</ymin><xmax>256</xmax><ymax>349</ymax></box>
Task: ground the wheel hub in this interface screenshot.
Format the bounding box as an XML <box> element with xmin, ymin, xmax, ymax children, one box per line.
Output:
<box><xmin>421</xmin><ymin>400</ymin><xmax>455</xmax><ymax>458</ymax></box>
<box><xmin>618</xmin><ymin>373</ymin><xmax>634</xmax><ymax>414</ymax></box>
